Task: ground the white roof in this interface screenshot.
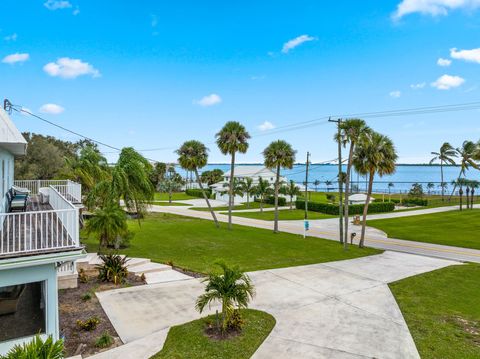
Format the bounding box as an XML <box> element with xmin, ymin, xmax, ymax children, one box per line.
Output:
<box><xmin>0</xmin><ymin>109</ymin><xmax>27</xmax><ymax>156</ymax></box>
<box><xmin>224</xmin><ymin>166</ymin><xmax>276</xmax><ymax>178</ymax></box>
<box><xmin>349</xmin><ymin>194</ymin><xmax>369</xmax><ymax>201</ymax></box>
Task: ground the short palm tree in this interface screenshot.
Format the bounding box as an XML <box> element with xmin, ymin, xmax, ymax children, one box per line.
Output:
<box><xmin>176</xmin><ymin>140</ymin><xmax>219</xmax><ymax>227</ymax></box>
<box><xmin>254</xmin><ymin>177</ymin><xmax>272</xmax><ymax>212</ymax></box>
<box><xmin>430</xmin><ymin>142</ymin><xmax>456</xmax><ymax>201</ymax></box>
<box><xmin>280</xmin><ymin>180</ymin><xmax>301</xmax><ymax>210</ymax></box>
<box><xmin>469</xmin><ymin>180</ymin><xmax>479</xmax><ymax>208</ymax></box>
<box><xmin>241</xmin><ymin>177</ymin><xmax>255</xmax><ymax>208</ymax></box>
<box><xmin>456</xmin><ymin>178</ymin><xmax>470</xmax><ymax>211</ymax></box>
<box><xmin>216</xmin><ymin>122</ymin><xmax>250</xmax><ymax>230</ymax></box>
<box><xmin>196</xmin><ymin>262</ymin><xmax>255</xmax><ymax>332</ymax></box>
<box><xmin>450</xmin><ymin>141</ymin><xmax>479</xmax><ymax>199</ymax></box>
<box><xmin>313</xmin><ymin>179</ymin><xmax>320</xmax><ymax>192</ymax></box>
<box><xmin>86</xmin><ymin>204</ymin><xmax>128</xmax><ymax>248</ymax></box>
<box><xmin>325</xmin><ymin>180</ymin><xmax>333</xmax><ymax>192</ymax></box>
<box><xmin>427</xmin><ymin>182</ymin><xmax>435</xmax><ymax>195</ymax></box>
<box><xmin>335</xmin><ymin>119</ymin><xmax>370</xmax><ymax>245</ymax></box>
<box><xmin>263</xmin><ymin>140</ymin><xmax>296</xmax><ymax>233</ymax></box>
<box><xmin>353</xmin><ymin>131</ymin><xmax>397</xmax><ymax>248</ymax></box>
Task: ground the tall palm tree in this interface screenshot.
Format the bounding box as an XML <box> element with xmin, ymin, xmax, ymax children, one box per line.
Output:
<box><xmin>196</xmin><ymin>262</ymin><xmax>255</xmax><ymax>332</ymax></box>
<box><xmin>216</xmin><ymin>122</ymin><xmax>250</xmax><ymax>230</ymax></box>
<box><xmin>254</xmin><ymin>177</ymin><xmax>272</xmax><ymax>212</ymax></box>
<box><xmin>430</xmin><ymin>142</ymin><xmax>456</xmax><ymax>201</ymax></box>
<box><xmin>241</xmin><ymin>177</ymin><xmax>255</xmax><ymax>208</ymax></box>
<box><xmin>335</xmin><ymin>119</ymin><xmax>370</xmax><ymax>244</ymax></box>
<box><xmin>263</xmin><ymin>140</ymin><xmax>296</xmax><ymax>233</ymax></box>
<box><xmin>450</xmin><ymin>141</ymin><xmax>480</xmax><ymax>200</ymax></box>
<box><xmin>353</xmin><ymin>131</ymin><xmax>397</xmax><ymax>248</ymax></box>
<box><xmin>280</xmin><ymin>180</ymin><xmax>301</xmax><ymax>210</ymax></box>
<box><xmin>176</xmin><ymin>140</ymin><xmax>219</xmax><ymax>227</ymax></box>
<box><xmin>85</xmin><ymin>204</ymin><xmax>128</xmax><ymax>248</ymax></box>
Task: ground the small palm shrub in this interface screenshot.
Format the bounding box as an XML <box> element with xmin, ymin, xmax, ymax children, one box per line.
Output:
<box><xmin>78</xmin><ymin>268</ymin><xmax>89</xmax><ymax>283</ymax></box>
<box><xmin>1</xmin><ymin>335</ymin><xmax>64</xmax><ymax>359</ymax></box>
<box><xmin>96</xmin><ymin>253</ymin><xmax>130</xmax><ymax>285</ymax></box>
<box><xmin>77</xmin><ymin>317</ymin><xmax>100</xmax><ymax>331</ymax></box>
<box><xmin>95</xmin><ymin>331</ymin><xmax>114</xmax><ymax>348</ymax></box>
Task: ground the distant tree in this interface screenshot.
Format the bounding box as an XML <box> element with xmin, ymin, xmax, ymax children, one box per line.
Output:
<box><xmin>409</xmin><ymin>183</ymin><xmax>424</xmax><ymax>198</ymax></box>
<box><xmin>157</xmin><ymin>166</ymin><xmax>184</xmax><ymax>203</ymax></box>
<box><xmin>200</xmin><ymin>169</ymin><xmax>224</xmax><ymax>186</ymax></box>
<box><xmin>430</xmin><ymin>142</ymin><xmax>456</xmax><ymax>201</ymax></box>
<box><xmin>280</xmin><ymin>180</ymin><xmax>301</xmax><ymax>210</ymax></box>
<box><xmin>427</xmin><ymin>182</ymin><xmax>435</xmax><ymax>195</ymax></box>
<box><xmin>216</xmin><ymin>122</ymin><xmax>250</xmax><ymax>230</ymax></box>
<box><xmin>313</xmin><ymin>179</ymin><xmax>320</xmax><ymax>192</ymax></box>
<box><xmin>450</xmin><ymin>141</ymin><xmax>479</xmax><ymax>200</ymax></box>
<box><xmin>241</xmin><ymin>177</ymin><xmax>255</xmax><ymax>208</ymax></box>
<box><xmin>150</xmin><ymin>162</ymin><xmax>167</xmax><ymax>188</ymax></box>
<box><xmin>254</xmin><ymin>177</ymin><xmax>272</xmax><ymax>212</ymax></box>
<box><xmin>263</xmin><ymin>140</ymin><xmax>296</xmax><ymax>233</ymax></box>
<box><xmin>325</xmin><ymin>180</ymin><xmax>333</xmax><ymax>192</ymax></box>
<box><xmin>469</xmin><ymin>180</ymin><xmax>479</xmax><ymax>209</ymax></box>
<box><xmin>387</xmin><ymin>182</ymin><xmax>394</xmax><ymax>201</ymax></box>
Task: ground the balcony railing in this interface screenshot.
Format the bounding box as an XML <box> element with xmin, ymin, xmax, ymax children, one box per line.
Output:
<box><xmin>0</xmin><ymin>186</ymin><xmax>80</xmax><ymax>258</ymax></box>
<box><xmin>13</xmin><ymin>180</ymin><xmax>82</xmax><ymax>204</ymax></box>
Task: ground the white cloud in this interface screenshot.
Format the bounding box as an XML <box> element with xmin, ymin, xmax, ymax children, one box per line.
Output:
<box><xmin>43</xmin><ymin>57</ymin><xmax>100</xmax><ymax>79</ymax></box>
<box><xmin>258</xmin><ymin>121</ymin><xmax>275</xmax><ymax>131</ymax></box>
<box><xmin>389</xmin><ymin>90</ymin><xmax>402</xmax><ymax>98</ymax></box>
<box><xmin>450</xmin><ymin>47</ymin><xmax>480</xmax><ymax>64</ymax></box>
<box><xmin>410</xmin><ymin>82</ymin><xmax>426</xmax><ymax>89</ymax></box>
<box><xmin>44</xmin><ymin>0</ymin><xmax>72</xmax><ymax>10</ymax></box>
<box><xmin>4</xmin><ymin>33</ymin><xmax>17</xmax><ymax>41</ymax></box>
<box><xmin>2</xmin><ymin>53</ymin><xmax>29</xmax><ymax>64</ymax></box>
<box><xmin>73</xmin><ymin>7</ymin><xmax>80</xmax><ymax>15</ymax></box>
<box><xmin>39</xmin><ymin>103</ymin><xmax>65</xmax><ymax>115</ymax></box>
<box><xmin>431</xmin><ymin>74</ymin><xmax>465</xmax><ymax>90</ymax></box>
<box><xmin>437</xmin><ymin>57</ymin><xmax>451</xmax><ymax>66</ymax></box>
<box><xmin>194</xmin><ymin>94</ymin><xmax>222</xmax><ymax>107</ymax></box>
<box><xmin>393</xmin><ymin>0</ymin><xmax>480</xmax><ymax>19</ymax></box>
<box><xmin>282</xmin><ymin>34</ymin><xmax>316</xmax><ymax>54</ymax></box>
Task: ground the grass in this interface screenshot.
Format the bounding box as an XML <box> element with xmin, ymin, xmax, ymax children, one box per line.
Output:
<box><xmin>367</xmin><ymin>209</ymin><xmax>480</xmax><ymax>249</ymax></box>
<box><xmin>390</xmin><ymin>263</ymin><xmax>480</xmax><ymax>359</ymax></box>
<box><xmin>226</xmin><ymin>209</ymin><xmax>335</xmax><ymax>221</ymax></box>
<box><xmin>152</xmin><ymin>201</ymin><xmax>191</xmax><ymax>206</ymax></box>
<box><xmin>154</xmin><ymin>192</ymin><xmax>197</xmax><ymax>201</ymax></box>
<box><xmin>82</xmin><ymin>213</ymin><xmax>380</xmax><ymax>274</ymax></box>
<box><xmin>191</xmin><ymin>202</ymin><xmax>274</xmax><ymax>212</ymax></box>
<box><xmin>151</xmin><ymin>309</ymin><xmax>275</xmax><ymax>359</ymax></box>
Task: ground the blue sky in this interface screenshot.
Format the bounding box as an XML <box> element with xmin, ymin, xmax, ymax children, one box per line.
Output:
<box><xmin>1</xmin><ymin>0</ymin><xmax>480</xmax><ymax>164</ymax></box>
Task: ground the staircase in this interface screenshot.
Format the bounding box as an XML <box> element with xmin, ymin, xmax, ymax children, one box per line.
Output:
<box><xmin>76</xmin><ymin>253</ymin><xmax>192</xmax><ymax>284</ymax></box>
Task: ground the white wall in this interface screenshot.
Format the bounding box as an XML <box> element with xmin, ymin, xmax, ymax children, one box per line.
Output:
<box><xmin>0</xmin><ymin>148</ymin><xmax>14</xmax><ymax>214</ymax></box>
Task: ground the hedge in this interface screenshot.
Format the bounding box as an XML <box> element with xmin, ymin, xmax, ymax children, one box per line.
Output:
<box><xmin>185</xmin><ymin>188</ymin><xmax>212</xmax><ymax>199</ymax></box>
<box><xmin>373</xmin><ymin>198</ymin><xmax>428</xmax><ymax>206</ymax></box>
<box><xmin>295</xmin><ymin>200</ymin><xmax>395</xmax><ymax>215</ymax></box>
<box><xmin>254</xmin><ymin>196</ymin><xmax>287</xmax><ymax>206</ymax></box>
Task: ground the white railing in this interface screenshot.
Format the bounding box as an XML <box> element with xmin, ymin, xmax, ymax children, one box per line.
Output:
<box><xmin>13</xmin><ymin>180</ymin><xmax>82</xmax><ymax>204</ymax></box>
<box><xmin>0</xmin><ymin>186</ymin><xmax>80</xmax><ymax>257</ymax></box>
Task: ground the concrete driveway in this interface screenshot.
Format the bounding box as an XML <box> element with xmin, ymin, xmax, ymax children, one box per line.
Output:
<box><xmin>96</xmin><ymin>252</ymin><xmax>457</xmax><ymax>358</ymax></box>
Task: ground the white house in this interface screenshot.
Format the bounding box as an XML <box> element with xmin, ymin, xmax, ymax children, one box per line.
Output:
<box><xmin>0</xmin><ymin>108</ymin><xmax>85</xmax><ymax>355</ymax></box>
<box><xmin>348</xmin><ymin>193</ymin><xmax>373</xmax><ymax>205</ymax></box>
<box><xmin>211</xmin><ymin>166</ymin><xmax>297</xmax><ymax>203</ymax></box>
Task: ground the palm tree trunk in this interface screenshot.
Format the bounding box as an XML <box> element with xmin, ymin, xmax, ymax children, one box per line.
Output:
<box><xmin>273</xmin><ymin>165</ymin><xmax>280</xmax><ymax>233</ymax></box>
<box><xmin>246</xmin><ymin>193</ymin><xmax>250</xmax><ymax>208</ymax></box>
<box><xmin>260</xmin><ymin>195</ymin><xmax>264</xmax><ymax>212</ymax></box>
<box><xmin>194</xmin><ymin>168</ymin><xmax>219</xmax><ymax>228</ymax></box>
<box><xmin>466</xmin><ymin>188</ymin><xmax>470</xmax><ymax>209</ymax></box>
<box><xmin>343</xmin><ymin>143</ymin><xmax>354</xmax><ymax>244</ymax></box>
<box><xmin>359</xmin><ymin>171</ymin><xmax>374</xmax><ymax>248</ymax></box>
<box><xmin>449</xmin><ymin>167</ymin><xmax>464</xmax><ymax>200</ymax></box>
<box><xmin>471</xmin><ymin>188</ymin><xmax>475</xmax><ymax>208</ymax></box>
<box><xmin>228</xmin><ymin>152</ymin><xmax>235</xmax><ymax>230</ymax></box>
<box><xmin>440</xmin><ymin>160</ymin><xmax>444</xmax><ymax>201</ymax></box>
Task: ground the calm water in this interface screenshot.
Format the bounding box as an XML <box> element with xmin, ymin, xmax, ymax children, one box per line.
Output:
<box><xmin>176</xmin><ymin>164</ymin><xmax>480</xmax><ymax>194</ymax></box>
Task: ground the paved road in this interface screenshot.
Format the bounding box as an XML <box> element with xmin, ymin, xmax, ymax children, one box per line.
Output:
<box><xmin>150</xmin><ymin>203</ymin><xmax>480</xmax><ymax>263</ymax></box>
<box><xmin>96</xmin><ymin>252</ymin><xmax>457</xmax><ymax>359</ymax></box>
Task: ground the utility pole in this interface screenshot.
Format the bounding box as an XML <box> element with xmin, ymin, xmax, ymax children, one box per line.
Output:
<box><xmin>304</xmin><ymin>151</ymin><xmax>310</xmax><ymax>220</ymax></box>
<box><xmin>329</xmin><ymin>117</ymin><xmax>344</xmax><ymax>247</ymax></box>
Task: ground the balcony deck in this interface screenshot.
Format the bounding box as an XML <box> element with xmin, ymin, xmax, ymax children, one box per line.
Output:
<box><xmin>0</xmin><ymin>196</ymin><xmax>80</xmax><ymax>260</ymax></box>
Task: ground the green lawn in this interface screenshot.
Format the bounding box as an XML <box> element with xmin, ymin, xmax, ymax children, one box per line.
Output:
<box><xmin>226</xmin><ymin>209</ymin><xmax>335</xmax><ymax>221</ymax></box>
<box><xmin>367</xmin><ymin>209</ymin><xmax>480</xmax><ymax>249</ymax></box>
<box><xmin>154</xmin><ymin>192</ymin><xmax>197</xmax><ymax>201</ymax></box>
<box><xmin>390</xmin><ymin>263</ymin><xmax>480</xmax><ymax>359</ymax></box>
<box><xmin>82</xmin><ymin>213</ymin><xmax>380</xmax><ymax>274</ymax></box>
<box><xmin>152</xmin><ymin>201</ymin><xmax>191</xmax><ymax>206</ymax></box>
<box><xmin>151</xmin><ymin>309</ymin><xmax>275</xmax><ymax>359</ymax></box>
<box><xmin>191</xmin><ymin>202</ymin><xmax>274</xmax><ymax>212</ymax></box>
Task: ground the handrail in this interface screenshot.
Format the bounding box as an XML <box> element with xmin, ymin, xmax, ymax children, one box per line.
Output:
<box><xmin>13</xmin><ymin>180</ymin><xmax>82</xmax><ymax>204</ymax></box>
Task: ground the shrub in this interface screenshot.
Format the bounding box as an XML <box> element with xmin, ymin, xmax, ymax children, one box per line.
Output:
<box><xmin>95</xmin><ymin>331</ymin><xmax>114</xmax><ymax>348</ymax></box>
<box><xmin>326</xmin><ymin>194</ymin><xmax>336</xmax><ymax>202</ymax></box>
<box><xmin>295</xmin><ymin>200</ymin><xmax>395</xmax><ymax>215</ymax></box>
<box><xmin>77</xmin><ymin>317</ymin><xmax>100</xmax><ymax>331</ymax></box>
<box><xmin>81</xmin><ymin>292</ymin><xmax>92</xmax><ymax>301</ymax></box>
<box><xmin>2</xmin><ymin>335</ymin><xmax>64</xmax><ymax>359</ymax></box>
<box><xmin>96</xmin><ymin>253</ymin><xmax>130</xmax><ymax>285</ymax></box>
<box><xmin>186</xmin><ymin>188</ymin><xmax>212</xmax><ymax>198</ymax></box>
<box><xmin>78</xmin><ymin>268</ymin><xmax>89</xmax><ymax>283</ymax></box>
<box><xmin>254</xmin><ymin>196</ymin><xmax>287</xmax><ymax>206</ymax></box>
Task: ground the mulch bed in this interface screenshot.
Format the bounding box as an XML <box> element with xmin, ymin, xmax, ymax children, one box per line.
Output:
<box><xmin>59</xmin><ymin>270</ymin><xmax>144</xmax><ymax>357</ymax></box>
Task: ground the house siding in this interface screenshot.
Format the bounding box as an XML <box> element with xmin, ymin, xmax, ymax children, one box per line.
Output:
<box><xmin>0</xmin><ymin>147</ymin><xmax>14</xmax><ymax>214</ymax></box>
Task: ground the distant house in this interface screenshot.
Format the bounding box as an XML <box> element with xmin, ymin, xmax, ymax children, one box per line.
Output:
<box><xmin>0</xmin><ymin>109</ymin><xmax>85</xmax><ymax>354</ymax></box>
<box><xmin>211</xmin><ymin>166</ymin><xmax>297</xmax><ymax>203</ymax></box>
<box><xmin>348</xmin><ymin>193</ymin><xmax>373</xmax><ymax>205</ymax></box>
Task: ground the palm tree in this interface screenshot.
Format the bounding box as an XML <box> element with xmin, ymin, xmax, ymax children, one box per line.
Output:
<box><xmin>456</xmin><ymin>178</ymin><xmax>470</xmax><ymax>211</ymax></box>
<box><xmin>313</xmin><ymin>179</ymin><xmax>320</xmax><ymax>192</ymax></box>
<box><xmin>280</xmin><ymin>180</ymin><xmax>301</xmax><ymax>210</ymax></box>
<box><xmin>430</xmin><ymin>142</ymin><xmax>456</xmax><ymax>201</ymax></box>
<box><xmin>263</xmin><ymin>140</ymin><xmax>296</xmax><ymax>233</ymax></box>
<box><xmin>157</xmin><ymin>167</ymin><xmax>183</xmax><ymax>203</ymax></box>
<box><xmin>427</xmin><ymin>182</ymin><xmax>435</xmax><ymax>195</ymax></box>
<box><xmin>387</xmin><ymin>182</ymin><xmax>394</xmax><ymax>201</ymax></box>
<box><xmin>336</xmin><ymin>119</ymin><xmax>369</xmax><ymax>245</ymax></box>
<box><xmin>196</xmin><ymin>262</ymin><xmax>255</xmax><ymax>332</ymax></box>
<box><xmin>176</xmin><ymin>140</ymin><xmax>219</xmax><ymax>227</ymax></box>
<box><xmin>470</xmin><ymin>180</ymin><xmax>479</xmax><ymax>208</ymax></box>
<box><xmin>216</xmin><ymin>122</ymin><xmax>250</xmax><ymax>230</ymax></box>
<box><xmin>450</xmin><ymin>141</ymin><xmax>479</xmax><ymax>200</ymax></box>
<box><xmin>325</xmin><ymin>180</ymin><xmax>333</xmax><ymax>192</ymax></box>
<box><xmin>85</xmin><ymin>204</ymin><xmax>128</xmax><ymax>248</ymax></box>
<box><xmin>241</xmin><ymin>177</ymin><xmax>255</xmax><ymax>208</ymax></box>
<box><xmin>353</xmin><ymin>131</ymin><xmax>397</xmax><ymax>248</ymax></box>
<box><xmin>254</xmin><ymin>177</ymin><xmax>272</xmax><ymax>212</ymax></box>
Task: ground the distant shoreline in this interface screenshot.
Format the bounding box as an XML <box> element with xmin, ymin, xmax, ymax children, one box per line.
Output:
<box><xmin>206</xmin><ymin>163</ymin><xmax>461</xmax><ymax>167</ymax></box>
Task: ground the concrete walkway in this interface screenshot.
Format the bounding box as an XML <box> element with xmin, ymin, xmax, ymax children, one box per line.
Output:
<box><xmin>94</xmin><ymin>252</ymin><xmax>458</xmax><ymax>359</ymax></box>
<box><xmin>150</xmin><ymin>203</ymin><xmax>480</xmax><ymax>263</ymax></box>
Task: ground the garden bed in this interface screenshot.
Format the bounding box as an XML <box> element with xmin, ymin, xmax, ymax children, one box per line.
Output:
<box><xmin>59</xmin><ymin>271</ymin><xmax>144</xmax><ymax>357</ymax></box>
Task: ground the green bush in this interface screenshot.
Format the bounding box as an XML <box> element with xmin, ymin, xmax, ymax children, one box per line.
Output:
<box><xmin>373</xmin><ymin>198</ymin><xmax>428</xmax><ymax>206</ymax></box>
<box><xmin>95</xmin><ymin>331</ymin><xmax>114</xmax><ymax>348</ymax></box>
<box><xmin>295</xmin><ymin>200</ymin><xmax>395</xmax><ymax>215</ymax></box>
<box><xmin>77</xmin><ymin>317</ymin><xmax>100</xmax><ymax>331</ymax></box>
<box><xmin>1</xmin><ymin>335</ymin><xmax>64</xmax><ymax>359</ymax></box>
<box><xmin>185</xmin><ymin>188</ymin><xmax>212</xmax><ymax>199</ymax></box>
<box><xmin>254</xmin><ymin>196</ymin><xmax>287</xmax><ymax>206</ymax></box>
<box><xmin>96</xmin><ymin>253</ymin><xmax>130</xmax><ymax>285</ymax></box>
